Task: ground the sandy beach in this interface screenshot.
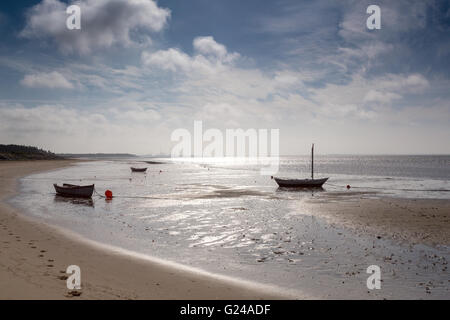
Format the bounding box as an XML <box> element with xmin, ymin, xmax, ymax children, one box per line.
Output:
<box><xmin>0</xmin><ymin>160</ymin><xmax>287</xmax><ymax>300</ymax></box>
<box><xmin>1</xmin><ymin>160</ymin><xmax>449</xmax><ymax>299</ymax></box>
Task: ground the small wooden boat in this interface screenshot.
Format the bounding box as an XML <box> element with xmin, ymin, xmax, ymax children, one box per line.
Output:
<box><xmin>274</xmin><ymin>144</ymin><xmax>329</xmax><ymax>188</ymax></box>
<box><xmin>131</xmin><ymin>167</ymin><xmax>147</xmax><ymax>172</ymax></box>
<box><xmin>53</xmin><ymin>183</ymin><xmax>94</xmax><ymax>198</ymax></box>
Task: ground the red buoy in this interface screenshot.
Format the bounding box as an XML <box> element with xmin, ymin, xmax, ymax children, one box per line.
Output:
<box><xmin>105</xmin><ymin>190</ymin><xmax>113</xmax><ymax>199</ymax></box>
<box><xmin>346</xmin><ymin>185</ymin><xmax>351</xmax><ymax>189</ymax></box>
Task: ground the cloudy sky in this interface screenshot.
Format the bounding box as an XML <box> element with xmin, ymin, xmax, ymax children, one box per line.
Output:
<box><xmin>0</xmin><ymin>0</ymin><xmax>449</xmax><ymax>155</ymax></box>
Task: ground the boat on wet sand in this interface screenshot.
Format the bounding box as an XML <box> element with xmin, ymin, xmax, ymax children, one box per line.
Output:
<box><xmin>131</xmin><ymin>167</ymin><xmax>147</xmax><ymax>172</ymax></box>
<box><xmin>274</xmin><ymin>143</ymin><xmax>329</xmax><ymax>188</ymax></box>
<box><xmin>274</xmin><ymin>177</ymin><xmax>328</xmax><ymax>188</ymax></box>
<box><xmin>53</xmin><ymin>183</ymin><xmax>95</xmax><ymax>198</ymax></box>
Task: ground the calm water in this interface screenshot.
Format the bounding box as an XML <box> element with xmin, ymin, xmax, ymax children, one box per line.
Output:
<box><xmin>10</xmin><ymin>155</ymin><xmax>450</xmax><ymax>299</ymax></box>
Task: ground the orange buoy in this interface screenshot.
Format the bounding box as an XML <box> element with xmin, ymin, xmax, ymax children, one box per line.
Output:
<box><xmin>105</xmin><ymin>190</ymin><xmax>113</xmax><ymax>199</ymax></box>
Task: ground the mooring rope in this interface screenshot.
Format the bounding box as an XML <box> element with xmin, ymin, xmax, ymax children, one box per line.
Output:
<box><xmin>326</xmin><ymin>182</ymin><xmax>450</xmax><ymax>192</ymax></box>
<box><xmin>93</xmin><ymin>188</ymin><xmax>172</xmax><ymax>200</ymax></box>
<box><xmin>6</xmin><ymin>177</ymin><xmax>449</xmax><ymax>197</ymax></box>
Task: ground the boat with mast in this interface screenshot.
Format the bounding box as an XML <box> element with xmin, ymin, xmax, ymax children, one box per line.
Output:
<box><xmin>274</xmin><ymin>144</ymin><xmax>328</xmax><ymax>188</ymax></box>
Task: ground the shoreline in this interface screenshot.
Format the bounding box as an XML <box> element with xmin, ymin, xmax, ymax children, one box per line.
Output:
<box><xmin>0</xmin><ymin>160</ymin><xmax>292</xmax><ymax>299</ymax></box>
<box><xmin>1</xmin><ymin>160</ymin><xmax>448</xmax><ymax>299</ymax></box>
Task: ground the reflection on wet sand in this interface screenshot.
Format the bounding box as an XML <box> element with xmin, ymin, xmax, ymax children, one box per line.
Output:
<box><xmin>53</xmin><ymin>195</ymin><xmax>94</xmax><ymax>207</ymax></box>
<box><xmin>276</xmin><ymin>186</ymin><xmax>325</xmax><ymax>197</ymax></box>
<box><xmin>13</xmin><ymin>158</ymin><xmax>450</xmax><ymax>299</ymax></box>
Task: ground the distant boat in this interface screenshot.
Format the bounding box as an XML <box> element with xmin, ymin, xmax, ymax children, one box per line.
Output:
<box><xmin>53</xmin><ymin>183</ymin><xmax>94</xmax><ymax>198</ymax></box>
<box><xmin>274</xmin><ymin>144</ymin><xmax>328</xmax><ymax>188</ymax></box>
<box><xmin>131</xmin><ymin>167</ymin><xmax>147</xmax><ymax>172</ymax></box>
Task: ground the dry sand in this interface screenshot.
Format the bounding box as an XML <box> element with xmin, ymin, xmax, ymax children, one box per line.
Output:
<box><xmin>0</xmin><ymin>160</ymin><xmax>288</xmax><ymax>300</ymax></box>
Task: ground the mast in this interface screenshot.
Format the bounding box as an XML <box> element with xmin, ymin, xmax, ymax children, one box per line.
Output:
<box><xmin>311</xmin><ymin>143</ymin><xmax>314</xmax><ymax>180</ymax></box>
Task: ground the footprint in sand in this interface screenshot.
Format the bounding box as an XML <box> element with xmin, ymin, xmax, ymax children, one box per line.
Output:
<box><xmin>66</xmin><ymin>290</ymin><xmax>82</xmax><ymax>297</ymax></box>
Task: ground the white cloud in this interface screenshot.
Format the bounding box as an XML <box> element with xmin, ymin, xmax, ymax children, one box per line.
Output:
<box><xmin>363</xmin><ymin>90</ymin><xmax>401</xmax><ymax>104</ymax></box>
<box><xmin>142</xmin><ymin>36</ymin><xmax>239</xmax><ymax>73</ymax></box>
<box><xmin>2</xmin><ymin>1</ymin><xmax>448</xmax><ymax>155</ymax></box>
<box><xmin>20</xmin><ymin>71</ymin><xmax>74</xmax><ymax>89</ymax></box>
<box><xmin>0</xmin><ymin>103</ymin><xmax>170</xmax><ymax>153</ymax></box>
<box><xmin>359</xmin><ymin>74</ymin><xmax>429</xmax><ymax>104</ymax></box>
<box><xmin>141</xmin><ymin>37</ymin><xmax>307</xmax><ymax>109</ymax></box>
<box><xmin>21</xmin><ymin>0</ymin><xmax>170</xmax><ymax>55</ymax></box>
<box><xmin>142</xmin><ymin>48</ymin><xmax>194</xmax><ymax>72</ymax></box>
<box><xmin>0</xmin><ymin>66</ymin><xmax>447</xmax><ymax>155</ymax></box>
<box><xmin>111</xmin><ymin>105</ymin><xmax>161</xmax><ymax>123</ymax></box>
<box><xmin>0</xmin><ymin>104</ymin><xmax>104</xmax><ymax>136</ymax></box>
<box><xmin>338</xmin><ymin>0</ymin><xmax>427</xmax><ymax>44</ymax></box>
<box><xmin>337</xmin><ymin>42</ymin><xmax>393</xmax><ymax>60</ymax></box>
<box><xmin>248</xmin><ymin>72</ymin><xmax>433</xmax><ymax>126</ymax></box>
<box><xmin>307</xmin><ymin>73</ymin><xmax>429</xmax><ymax>116</ymax></box>
<box><xmin>376</xmin><ymin>73</ymin><xmax>429</xmax><ymax>93</ymax></box>
<box><xmin>140</xmin><ymin>36</ymin><xmax>435</xmax><ymax>128</ymax></box>
<box><xmin>193</xmin><ymin>36</ymin><xmax>227</xmax><ymax>57</ymax></box>
<box><xmin>193</xmin><ymin>36</ymin><xmax>239</xmax><ymax>62</ymax></box>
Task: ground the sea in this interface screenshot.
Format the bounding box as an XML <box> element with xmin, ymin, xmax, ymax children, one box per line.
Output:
<box><xmin>9</xmin><ymin>155</ymin><xmax>450</xmax><ymax>299</ymax></box>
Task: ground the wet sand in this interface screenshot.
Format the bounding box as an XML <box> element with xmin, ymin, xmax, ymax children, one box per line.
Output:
<box><xmin>303</xmin><ymin>192</ymin><xmax>450</xmax><ymax>247</ymax></box>
<box><xmin>1</xmin><ymin>160</ymin><xmax>449</xmax><ymax>299</ymax></box>
<box><xmin>0</xmin><ymin>160</ymin><xmax>288</xmax><ymax>299</ymax></box>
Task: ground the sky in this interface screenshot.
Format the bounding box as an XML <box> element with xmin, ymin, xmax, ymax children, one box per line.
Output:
<box><xmin>0</xmin><ymin>0</ymin><xmax>449</xmax><ymax>155</ymax></box>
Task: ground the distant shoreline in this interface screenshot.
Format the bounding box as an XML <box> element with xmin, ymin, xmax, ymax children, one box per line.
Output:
<box><xmin>57</xmin><ymin>153</ymin><xmax>138</xmax><ymax>159</ymax></box>
<box><xmin>0</xmin><ymin>144</ymin><xmax>63</xmax><ymax>161</ymax></box>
